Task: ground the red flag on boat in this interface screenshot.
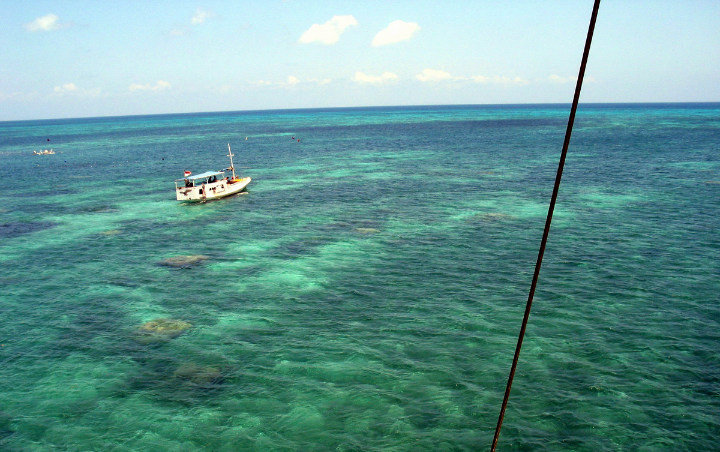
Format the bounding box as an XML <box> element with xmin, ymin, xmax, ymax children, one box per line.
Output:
<box><xmin>184</xmin><ymin>171</ymin><xmax>191</xmax><ymax>177</ymax></box>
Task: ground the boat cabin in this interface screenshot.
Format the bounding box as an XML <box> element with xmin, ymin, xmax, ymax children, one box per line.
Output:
<box><xmin>175</xmin><ymin>170</ymin><xmax>229</xmax><ymax>201</ymax></box>
<box><xmin>176</xmin><ymin>171</ymin><xmax>225</xmax><ymax>188</ymax></box>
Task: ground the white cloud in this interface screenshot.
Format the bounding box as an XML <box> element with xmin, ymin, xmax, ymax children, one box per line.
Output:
<box><xmin>251</xmin><ymin>77</ymin><xmax>332</xmax><ymax>88</ymax></box>
<box><xmin>286</xmin><ymin>76</ymin><xmax>333</xmax><ymax>86</ymax></box>
<box><xmin>416</xmin><ymin>69</ymin><xmax>455</xmax><ymax>82</ymax></box>
<box><xmin>0</xmin><ymin>91</ymin><xmax>22</xmax><ymax>101</ymax></box>
<box><xmin>25</xmin><ymin>14</ymin><xmax>63</xmax><ymax>32</ymax></box>
<box><xmin>129</xmin><ymin>80</ymin><xmax>171</xmax><ymax>92</ymax></box>
<box><xmin>298</xmin><ymin>15</ymin><xmax>358</xmax><ymax>45</ymax></box>
<box><xmin>415</xmin><ymin>70</ymin><xmax>529</xmax><ymax>85</ymax></box>
<box><xmin>191</xmin><ymin>9</ymin><xmax>213</xmax><ymax>25</ymax></box>
<box><xmin>472</xmin><ymin>75</ymin><xmax>529</xmax><ymax>86</ymax></box>
<box><xmin>51</xmin><ymin>83</ymin><xmax>101</xmax><ymax>97</ymax></box>
<box><xmin>547</xmin><ymin>74</ymin><xmax>595</xmax><ymax>84</ymax></box>
<box><xmin>372</xmin><ymin>20</ymin><xmax>420</xmax><ymax>47</ymax></box>
<box><xmin>548</xmin><ymin>74</ymin><xmax>575</xmax><ymax>84</ymax></box>
<box><xmin>495</xmin><ymin>76</ymin><xmax>529</xmax><ymax>86</ymax></box>
<box><xmin>1</xmin><ymin>90</ymin><xmax>42</xmax><ymax>103</ymax></box>
<box><xmin>54</xmin><ymin>83</ymin><xmax>78</xmax><ymax>93</ymax></box>
<box><xmin>354</xmin><ymin>71</ymin><xmax>398</xmax><ymax>85</ymax></box>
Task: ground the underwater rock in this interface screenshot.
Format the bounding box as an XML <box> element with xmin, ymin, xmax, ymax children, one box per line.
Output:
<box><xmin>140</xmin><ymin>318</ymin><xmax>192</xmax><ymax>335</ymax></box>
<box><xmin>157</xmin><ymin>255</ymin><xmax>210</xmax><ymax>268</ymax></box>
<box><xmin>133</xmin><ymin>318</ymin><xmax>192</xmax><ymax>344</ymax></box>
<box><xmin>173</xmin><ymin>363</ymin><xmax>223</xmax><ymax>386</ymax></box>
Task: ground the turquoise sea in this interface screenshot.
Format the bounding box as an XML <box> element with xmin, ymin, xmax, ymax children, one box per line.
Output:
<box><xmin>1</xmin><ymin>104</ymin><xmax>718</xmax><ymax>451</ymax></box>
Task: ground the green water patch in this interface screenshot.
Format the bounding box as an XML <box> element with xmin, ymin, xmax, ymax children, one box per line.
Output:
<box><xmin>2</xmin><ymin>352</ymin><xmax>137</xmax><ymax>446</ymax></box>
<box><xmin>257</xmin><ymin>176</ymin><xmax>317</xmax><ymax>193</ymax></box>
<box><xmin>14</xmin><ymin>186</ymin><xmax>78</xmax><ymax>198</ymax></box>
<box><xmin>253</xmin><ymin>266</ymin><xmax>328</xmax><ymax>293</ymax></box>
<box><xmin>212</xmin><ymin>313</ymin><xmax>279</xmax><ymax>334</ymax></box>
<box><xmin>218</xmin><ymin>239</ymin><xmax>284</xmax><ymax>273</ymax></box>
<box><xmin>205</xmin><ymin>230</ymin><xmax>389</xmax><ymax>316</ymax></box>
<box><xmin>667</xmin><ymin>160</ymin><xmax>719</xmax><ymax>171</ymax></box>
<box><xmin>0</xmin><ymin>192</ymin><xmax>198</xmax><ymax>263</ymax></box>
<box><xmin>444</xmin><ymin>195</ymin><xmax>573</xmax><ymax>229</ymax></box>
<box><xmin>575</xmin><ymin>190</ymin><xmax>646</xmax><ymax>209</ymax></box>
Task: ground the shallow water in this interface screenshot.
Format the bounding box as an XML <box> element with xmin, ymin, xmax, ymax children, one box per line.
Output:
<box><xmin>1</xmin><ymin>104</ymin><xmax>718</xmax><ymax>450</ymax></box>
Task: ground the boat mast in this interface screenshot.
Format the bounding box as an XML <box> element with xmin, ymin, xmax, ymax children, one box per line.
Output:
<box><xmin>227</xmin><ymin>143</ymin><xmax>237</xmax><ymax>180</ymax></box>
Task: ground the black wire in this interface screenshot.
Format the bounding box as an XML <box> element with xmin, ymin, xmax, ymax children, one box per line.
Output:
<box><xmin>490</xmin><ymin>1</ymin><xmax>602</xmax><ymax>450</ymax></box>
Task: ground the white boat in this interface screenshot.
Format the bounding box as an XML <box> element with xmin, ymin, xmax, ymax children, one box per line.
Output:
<box><xmin>33</xmin><ymin>149</ymin><xmax>55</xmax><ymax>155</ymax></box>
<box><xmin>175</xmin><ymin>144</ymin><xmax>251</xmax><ymax>202</ymax></box>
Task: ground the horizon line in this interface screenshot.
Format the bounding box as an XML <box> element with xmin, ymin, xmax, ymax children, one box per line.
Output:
<box><xmin>3</xmin><ymin>101</ymin><xmax>719</xmax><ymax>124</ymax></box>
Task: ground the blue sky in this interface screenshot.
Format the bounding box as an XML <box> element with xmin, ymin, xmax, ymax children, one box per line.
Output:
<box><xmin>2</xmin><ymin>0</ymin><xmax>719</xmax><ymax>120</ymax></box>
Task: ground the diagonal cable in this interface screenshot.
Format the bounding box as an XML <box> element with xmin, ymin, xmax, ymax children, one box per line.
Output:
<box><xmin>491</xmin><ymin>0</ymin><xmax>602</xmax><ymax>450</ymax></box>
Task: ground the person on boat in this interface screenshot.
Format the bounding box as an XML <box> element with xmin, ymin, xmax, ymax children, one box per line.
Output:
<box><xmin>185</xmin><ymin>179</ymin><xmax>191</xmax><ymax>187</ymax></box>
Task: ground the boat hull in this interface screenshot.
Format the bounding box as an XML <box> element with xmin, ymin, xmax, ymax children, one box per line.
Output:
<box><xmin>176</xmin><ymin>177</ymin><xmax>251</xmax><ymax>202</ymax></box>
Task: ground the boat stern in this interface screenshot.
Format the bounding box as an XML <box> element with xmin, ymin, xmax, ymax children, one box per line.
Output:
<box><xmin>176</xmin><ymin>185</ymin><xmax>201</xmax><ymax>201</ymax></box>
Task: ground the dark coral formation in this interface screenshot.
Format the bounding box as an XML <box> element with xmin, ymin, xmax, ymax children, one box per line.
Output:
<box><xmin>173</xmin><ymin>363</ymin><xmax>223</xmax><ymax>387</ymax></box>
<box><xmin>0</xmin><ymin>221</ymin><xmax>57</xmax><ymax>239</ymax></box>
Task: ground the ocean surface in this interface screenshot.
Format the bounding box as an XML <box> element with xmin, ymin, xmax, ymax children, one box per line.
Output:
<box><xmin>1</xmin><ymin>103</ymin><xmax>718</xmax><ymax>451</ymax></box>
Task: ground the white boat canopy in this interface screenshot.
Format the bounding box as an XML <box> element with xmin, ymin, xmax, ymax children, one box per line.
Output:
<box><xmin>176</xmin><ymin>170</ymin><xmax>224</xmax><ymax>182</ymax></box>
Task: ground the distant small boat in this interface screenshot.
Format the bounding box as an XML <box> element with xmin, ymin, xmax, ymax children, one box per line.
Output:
<box><xmin>175</xmin><ymin>144</ymin><xmax>251</xmax><ymax>202</ymax></box>
<box><xmin>33</xmin><ymin>149</ymin><xmax>55</xmax><ymax>155</ymax></box>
